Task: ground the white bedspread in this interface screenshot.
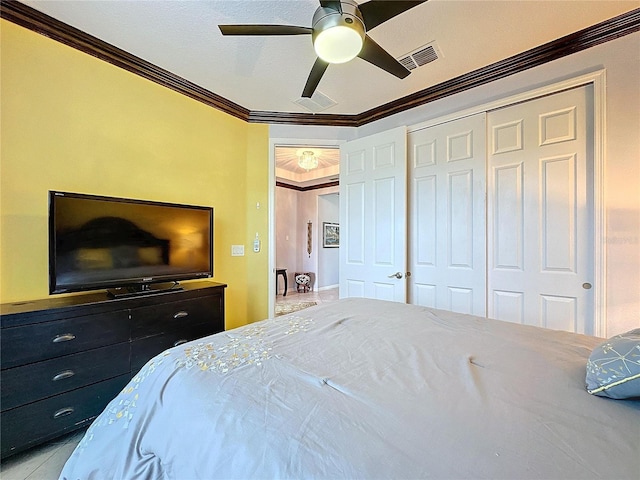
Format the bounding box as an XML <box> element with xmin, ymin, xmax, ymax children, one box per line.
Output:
<box><xmin>60</xmin><ymin>298</ymin><xmax>640</xmax><ymax>479</ymax></box>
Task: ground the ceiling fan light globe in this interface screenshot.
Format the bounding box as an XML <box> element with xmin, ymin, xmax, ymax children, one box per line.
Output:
<box><xmin>314</xmin><ymin>26</ymin><xmax>363</xmax><ymax>64</ymax></box>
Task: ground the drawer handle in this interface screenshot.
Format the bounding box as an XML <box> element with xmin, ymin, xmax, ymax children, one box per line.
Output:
<box><xmin>52</xmin><ymin>370</ymin><xmax>75</xmax><ymax>382</ymax></box>
<box><xmin>174</xmin><ymin>339</ymin><xmax>188</xmax><ymax>347</ymax></box>
<box><xmin>52</xmin><ymin>333</ymin><xmax>76</xmax><ymax>343</ymax></box>
<box><xmin>53</xmin><ymin>407</ymin><xmax>75</xmax><ymax>419</ymax></box>
<box><xmin>173</xmin><ymin>311</ymin><xmax>189</xmax><ymax>319</ymax></box>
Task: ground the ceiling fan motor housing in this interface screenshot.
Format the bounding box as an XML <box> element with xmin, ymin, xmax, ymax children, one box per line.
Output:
<box><xmin>312</xmin><ymin>0</ymin><xmax>365</xmax><ymax>64</ymax></box>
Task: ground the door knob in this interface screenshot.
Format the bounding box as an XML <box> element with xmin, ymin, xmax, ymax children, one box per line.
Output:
<box><xmin>582</xmin><ymin>283</ymin><xmax>592</xmax><ymax>289</ymax></box>
<box><xmin>387</xmin><ymin>272</ymin><xmax>403</xmax><ymax>279</ymax></box>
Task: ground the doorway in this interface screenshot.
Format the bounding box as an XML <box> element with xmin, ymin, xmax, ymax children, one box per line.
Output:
<box><xmin>272</xmin><ymin>144</ymin><xmax>340</xmax><ymax>316</ymax></box>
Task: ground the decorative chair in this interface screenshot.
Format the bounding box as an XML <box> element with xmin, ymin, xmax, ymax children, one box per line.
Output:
<box><xmin>295</xmin><ymin>272</ymin><xmax>312</xmax><ymax>293</ymax></box>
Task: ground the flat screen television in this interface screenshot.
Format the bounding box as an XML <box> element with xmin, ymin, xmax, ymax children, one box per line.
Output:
<box><xmin>49</xmin><ymin>191</ymin><xmax>213</xmax><ymax>297</ymax></box>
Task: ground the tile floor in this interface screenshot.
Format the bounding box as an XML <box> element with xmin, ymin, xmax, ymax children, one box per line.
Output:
<box><xmin>276</xmin><ymin>284</ymin><xmax>339</xmax><ymax>307</ymax></box>
<box><xmin>0</xmin><ymin>429</ymin><xmax>85</xmax><ymax>480</ymax></box>
<box><xmin>1</xmin><ymin>286</ymin><xmax>339</xmax><ymax>480</ymax></box>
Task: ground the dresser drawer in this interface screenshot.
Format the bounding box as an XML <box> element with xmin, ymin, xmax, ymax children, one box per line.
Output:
<box><xmin>130</xmin><ymin>322</ymin><xmax>219</xmax><ymax>373</ymax></box>
<box><xmin>1</xmin><ymin>343</ymin><xmax>130</xmax><ymax>412</ymax></box>
<box><xmin>1</xmin><ymin>310</ymin><xmax>130</xmax><ymax>369</ymax></box>
<box><xmin>0</xmin><ymin>374</ymin><xmax>129</xmax><ymax>458</ymax></box>
<box><xmin>131</xmin><ymin>294</ymin><xmax>222</xmax><ymax>339</ymax></box>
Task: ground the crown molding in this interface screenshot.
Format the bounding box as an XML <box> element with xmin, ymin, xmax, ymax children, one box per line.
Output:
<box><xmin>356</xmin><ymin>8</ymin><xmax>640</xmax><ymax>125</ymax></box>
<box><xmin>2</xmin><ymin>1</ymin><xmax>638</xmax><ymax>127</ymax></box>
<box><xmin>276</xmin><ymin>180</ymin><xmax>340</xmax><ymax>192</ymax></box>
<box><xmin>248</xmin><ymin>110</ymin><xmax>358</xmax><ymax>127</ymax></box>
<box><xmin>0</xmin><ymin>0</ymin><xmax>251</xmax><ymax>122</ymax></box>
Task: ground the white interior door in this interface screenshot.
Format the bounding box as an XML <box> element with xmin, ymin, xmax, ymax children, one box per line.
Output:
<box><xmin>407</xmin><ymin>113</ymin><xmax>487</xmax><ymax>315</ymax></box>
<box><xmin>487</xmin><ymin>86</ymin><xmax>593</xmax><ymax>334</ymax></box>
<box><xmin>339</xmin><ymin>126</ymin><xmax>407</xmax><ymax>302</ymax></box>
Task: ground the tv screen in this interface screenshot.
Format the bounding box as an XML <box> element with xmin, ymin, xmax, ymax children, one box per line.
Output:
<box><xmin>49</xmin><ymin>191</ymin><xmax>213</xmax><ymax>295</ymax></box>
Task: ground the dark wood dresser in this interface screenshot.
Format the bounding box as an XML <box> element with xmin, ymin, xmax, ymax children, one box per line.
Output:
<box><xmin>0</xmin><ymin>281</ymin><xmax>226</xmax><ymax>458</ymax></box>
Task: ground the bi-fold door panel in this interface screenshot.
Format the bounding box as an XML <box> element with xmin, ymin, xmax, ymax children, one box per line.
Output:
<box><xmin>408</xmin><ymin>113</ymin><xmax>487</xmax><ymax>316</ymax></box>
<box><xmin>487</xmin><ymin>86</ymin><xmax>592</xmax><ymax>334</ymax></box>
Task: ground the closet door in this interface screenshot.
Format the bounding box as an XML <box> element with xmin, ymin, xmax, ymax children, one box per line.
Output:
<box><xmin>487</xmin><ymin>86</ymin><xmax>593</xmax><ymax>334</ymax></box>
<box><xmin>407</xmin><ymin>113</ymin><xmax>487</xmax><ymax>315</ymax></box>
<box><xmin>339</xmin><ymin>126</ymin><xmax>407</xmax><ymax>302</ymax></box>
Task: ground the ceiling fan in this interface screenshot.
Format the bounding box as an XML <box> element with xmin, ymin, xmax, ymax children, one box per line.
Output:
<box><xmin>219</xmin><ymin>0</ymin><xmax>426</xmax><ymax>98</ymax></box>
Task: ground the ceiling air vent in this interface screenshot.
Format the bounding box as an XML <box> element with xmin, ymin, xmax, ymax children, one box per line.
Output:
<box><xmin>398</xmin><ymin>42</ymin><xmax>441</xmax><ymax>71</ymax></box>
<box><xmin>294</xmin><ymin>90</ymin><xmax>337</xmax><ymax>113</ymax></box>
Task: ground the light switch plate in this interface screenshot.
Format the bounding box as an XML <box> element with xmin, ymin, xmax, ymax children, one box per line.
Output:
<box><xmin>231</xmin><ymin>245</ymin><xmax>245</xmax><ymax>256</ymax></box>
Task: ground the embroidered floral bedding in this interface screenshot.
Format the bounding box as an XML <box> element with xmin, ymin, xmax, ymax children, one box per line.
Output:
<box><xmin>60</xmin><ymin>298</ymin><xmax>639</xmax><ymax>480</ymax></box>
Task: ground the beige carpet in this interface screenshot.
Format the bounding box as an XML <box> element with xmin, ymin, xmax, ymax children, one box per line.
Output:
<box><xmin>275</xmin><ymin>301</ymin><xmax>317</xmax><ymax>317</ymax></box>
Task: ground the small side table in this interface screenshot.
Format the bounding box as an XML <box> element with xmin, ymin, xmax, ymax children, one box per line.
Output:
<box><xmin>276</xmin><ymin>268</ymin><xmax>287</xmax><ymax>296</ymax></box>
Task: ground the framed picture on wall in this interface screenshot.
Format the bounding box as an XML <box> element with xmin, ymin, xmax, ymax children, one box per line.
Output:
<box><xmin>323</xmin><ymin>222</ymin><xmax>339</xmax><ymax>248</ymax></box>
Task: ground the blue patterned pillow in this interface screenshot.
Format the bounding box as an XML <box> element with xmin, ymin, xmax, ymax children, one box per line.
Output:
<box><xmin>586</xmin><ymin>328</ymin><xmax>640</xmax><ymax>399</ymax></box>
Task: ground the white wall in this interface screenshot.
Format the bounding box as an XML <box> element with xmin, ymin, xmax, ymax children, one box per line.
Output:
<box><xmin>275</xmin><ymin>186</ymin><xmax>298</xmax><ymax>294</ymax></box>
<box><xmin>298</xmin><ymin>185</ymin><xmax>339</xmax><ymax>290</ymax></box>
<box><xmin>317</xmin><ymin>192</ymin><xmax>340</xmax><ymax>288</ymax></box>
<box><xmin>269</xmin><ymin>125</ymin><xmax>356</xmax><ymax>143</ymax></box>
<box><xmin>271</xmin><ymin>32</ymin><xmax>640</xmax><ymax>336</ymax></box>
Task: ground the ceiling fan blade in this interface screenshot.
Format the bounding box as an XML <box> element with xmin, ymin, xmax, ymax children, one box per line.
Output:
<box><xmin>319</xmin><ymin>1</ymin><xmax>342</xmax><ymax>13</ymax></box>
<box><xmin>358</xmin><ymin>1</ymin><xmax>427</xmax><ymax>30</ymax></box>
<box><xmin>219</xmin><ymin>25</ymin><xmax>312</xmax><ymax>36</ymax></box>
<box><xmin>302</xmin><ymin>58</ymin><xmax>330</xmax><ymax>98</ymax></box>
<box><xmin>358</xmin><ymin>35</ymin><xmax>411</xmax><ymax>79</ymax></box>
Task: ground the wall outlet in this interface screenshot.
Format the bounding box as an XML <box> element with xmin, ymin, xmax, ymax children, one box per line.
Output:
<box><xmin>231</xmin><ymin>245</ymin><xmax>245</xmax><ymax>256</ymax></box>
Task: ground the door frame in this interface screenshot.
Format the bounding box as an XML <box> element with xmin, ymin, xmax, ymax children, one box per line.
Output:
<box><xmin>268</xmin><ymin>137</ymin><xmax>344</xmax><ymax>318</ymax></box>
<box><xmin>408</xmin><ymin>70</ymin><xmax>607</xmax><ymax>336</ymax></box>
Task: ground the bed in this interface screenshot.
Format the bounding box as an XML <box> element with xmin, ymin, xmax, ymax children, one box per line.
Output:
<box><xmin>59</xmin><ymin>298</ymin><xmax>639</xmax><ymax>479</ymax></box>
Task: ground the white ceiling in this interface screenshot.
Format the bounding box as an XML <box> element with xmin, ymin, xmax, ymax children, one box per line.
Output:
<box><xmin>15</xmin><ymin>0</ymin><xmax>639</xmax><ymax>182</ymax></box>
<box><xmin>22</xmin><ymin>0</ymin><xmax>639</xmax><ymax>116</ymax></box>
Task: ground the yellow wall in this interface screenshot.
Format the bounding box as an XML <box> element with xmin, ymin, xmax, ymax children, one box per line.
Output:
<box><xmin>0</xmin><ymin>20</ymin><xmax>269</xmax><ymax>329</ymax></box>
